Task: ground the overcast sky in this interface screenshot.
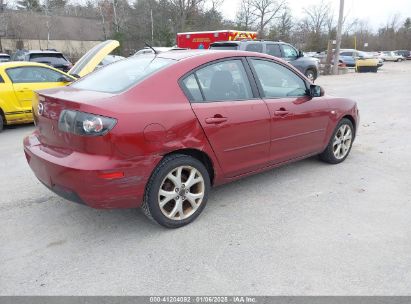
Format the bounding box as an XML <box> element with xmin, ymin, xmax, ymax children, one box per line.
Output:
<box><xmin>220</xmin><ymin>0</ymin><xmax>411</xmax><ymax>30</ymax></box>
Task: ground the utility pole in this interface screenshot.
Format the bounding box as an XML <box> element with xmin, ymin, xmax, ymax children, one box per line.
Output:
<box><xmin>332</xmin><ymin>0</ymin><xmax>344</xmax><ymax>75</ymax></box>
<box><xmin>150</xmin><ymin>9</ymin><xmax>154</xmax><ymax>44</ymax></box>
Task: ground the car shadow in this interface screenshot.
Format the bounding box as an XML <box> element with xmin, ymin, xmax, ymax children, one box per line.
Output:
<box><xmin>49</xmin><ymin>155</ymin><xmax>324</xmax><ymax>235</ymax></box>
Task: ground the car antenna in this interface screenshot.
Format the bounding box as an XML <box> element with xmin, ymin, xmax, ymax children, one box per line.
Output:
<box><xmin>144</xmin><ymin>42</ymin><xmax>158</xmax><ymax>55</ymax></box>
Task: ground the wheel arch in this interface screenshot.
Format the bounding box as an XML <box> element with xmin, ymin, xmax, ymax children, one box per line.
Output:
<box><xmin>0</xmin><ymin>107</ymin><xmax>6</xmax><ymax>125</ymax></box>
<box><xmin>305</xmin><ymin>66</ymin><xmax>317</xmax><ymax>79</ymax></box>
<box><xmin>342</xmin><ymin>114</ymin><xmax>356</xmax><ymax>136</ymax></box>
<box><xmin>163</xmin><ymin>148</ymin><xmax>215</xmax><ymax>185</ymax></box>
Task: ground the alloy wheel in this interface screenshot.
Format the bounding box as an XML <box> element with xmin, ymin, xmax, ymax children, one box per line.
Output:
<box><xmin>158</xmin><ymin>166</ymin><xmax>205</xmax><ymax>220</ymax></box>
<box><xmin>332</xmin><ymin>124</ymin><xmax>352</xmax><ymax>159</ymax></box>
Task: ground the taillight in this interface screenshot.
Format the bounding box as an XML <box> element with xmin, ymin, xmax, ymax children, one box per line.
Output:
<box><xmin>58</xmin><ymin>110</ymin><xmax>116</xmax><ymax>136</ymax></box>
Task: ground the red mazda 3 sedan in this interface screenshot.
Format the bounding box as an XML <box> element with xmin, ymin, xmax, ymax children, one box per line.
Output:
<box><xmin>24</xmin><ymin>50</ymin><xmax>359</xmax><ymax>228</ymax></box>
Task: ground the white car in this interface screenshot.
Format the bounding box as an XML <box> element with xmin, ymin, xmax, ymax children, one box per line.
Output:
<box><xmin>0</xmin><ymin>53</ymin><xmax>10</xmax><ymax>62</ymax></box>
<box><xmin>379</xmin><ymin>51</ymin><xmax>404</xmax><ymax>62</ymax></box>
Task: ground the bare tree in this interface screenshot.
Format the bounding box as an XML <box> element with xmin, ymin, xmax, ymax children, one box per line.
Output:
<box><xmin>300</xmin><ymin>0</ymin><xmax>332</xmax><ymax>50</ymax></box>
<box><xmin>251</xmin><ymin>0</ymin><xmax>285</xmax><ymax>38</ymax></box>
<box><xmin>235</xmin><ymin>0</ymin><xmax>256</xmax><ymax>31</ymax></box>
<box><xmin>169</xmin><ymin>0</ymin><xmax>205</xmax><ymax>32</ymax></box>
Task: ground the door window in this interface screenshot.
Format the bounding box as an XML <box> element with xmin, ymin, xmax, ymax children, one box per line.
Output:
<box><xmin>6</xmin><ymin>67</ymin><xmax>65</xmax><ymax>83</ymax></box>
<box><xmin>181</xmin><ymin>74</ymin><xmax>203</xmax><ymax>102</ymax></box>
<box><xmin>194</xmin><ymin>60</ymin><xmax>253</xmax><ymax>101</ymax></box>
<box><xmin>250</xmin><ymin>59</ymin><xmax>307</xmax><ymax>98</ymax></box>
<box><xmin>340</xmin><ymin>52</ymin><xmax>353</xmax><ymax>56</ymax></box>
<box><xmin>266</xmin><ymin>44</ymin><xmax>282</xmax><ymax>57</ymax></box>
<box><xmin>282</xmin><ymin>44</ymin><xmax>298</xmax><ymax>60</ymax></box>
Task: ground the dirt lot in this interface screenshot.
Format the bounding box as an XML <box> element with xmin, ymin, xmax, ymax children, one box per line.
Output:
<box><xmin>1</xmin><ymin>61</ymin><xmax>411</xmax><ymax>295</ymax></box>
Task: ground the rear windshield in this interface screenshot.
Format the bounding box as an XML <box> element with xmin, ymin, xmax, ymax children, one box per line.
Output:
<box><xmin>29</xmin><ymin>53</ymin><xmax>69</xmax><ymax>65</ymax></box>
<box><xmin>210</xmin><ymin>44</ymin><xmax>239</xmax><ymax>50</ymax></box>
<box><xmin>71</xmin><ymin>55</ymin><xmax>174</xmax><ymax>93</ymax></box>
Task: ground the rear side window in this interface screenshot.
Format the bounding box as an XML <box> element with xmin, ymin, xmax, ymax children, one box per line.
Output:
<box><xmin>245</xmin><ymin>44</ymin><xmax>263</xmax><ymax>53</ymax></box>
<box><xmin>340</xmin><ymin>52</ymin><xmax>353</xmax><ymax>56</ymax></box>
<box><xmin>194</xmin><ymin>59</ymin><xmax>253</xmax><ymax>101</ymax></box>
<box><xmin>182</xmin><ymin>74</ymin><xmax>203</xmax><ymax>102</ymax></box>
<box><xmin>0</xmin><ymin>75</ymin><xmax>4</xmax><ymax>83</ymax></box>
<box><xmin>266</xmin><ymin>44</ymin><xmax>282</xmax><ymax>57</ymax></box>
<box><xmin>71</xmin><ymin>56</ymin><xmax>174</xmax><ymax>93</ymax></box>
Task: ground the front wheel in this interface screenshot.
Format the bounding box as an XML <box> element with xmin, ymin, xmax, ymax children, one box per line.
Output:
<box><xmin>319</xmin><ymin>118</ymin><xmax>354</xmax><ymax>164</ymax></box>
<box><xmin>141</xmin><ymin>154</ymin><xmax>210</xmax><ymax>228</ymax></box>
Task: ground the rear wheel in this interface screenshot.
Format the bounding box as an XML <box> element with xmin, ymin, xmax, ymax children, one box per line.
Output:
<box><xmin>397</xmin><ymin>58</ymin><xmax>403</xmax><ymax>62</ymax></box>
<box><xmin>141</xmin><ymin>154</ymin><xmax>210</xmax><ymax>228</ymax></box>
<box><xmin>320</xmin><ymin>118</ymin><xmax>354</xmax><ymax>164</ymax></box>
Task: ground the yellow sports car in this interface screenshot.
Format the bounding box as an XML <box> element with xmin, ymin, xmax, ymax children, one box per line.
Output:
<box><xmin>0</xmin><ymin>40</ymin><xmax>119</xmax><ymax>131</ymax></box>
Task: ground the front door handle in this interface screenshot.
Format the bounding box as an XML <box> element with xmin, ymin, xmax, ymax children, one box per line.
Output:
<box><xmin>205</xmin><ymin>116</ymin><xmax>228</xmax><ymax>124</ymax></box>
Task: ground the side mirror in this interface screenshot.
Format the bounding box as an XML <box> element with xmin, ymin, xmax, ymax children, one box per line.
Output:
<box><xmin>310</xmin><ymin>84</ymin><xmax>324</xmax><ymax>97</ymax></box>
<box><xmin>298</xmin><ymin>50</ymin><xmax>304</xmax><ymax>58</ymax></box>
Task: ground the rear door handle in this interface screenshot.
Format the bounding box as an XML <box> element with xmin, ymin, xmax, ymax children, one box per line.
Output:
<box><xmin>205</xmin><ymin>116</ymin><xmax>228</xmax><ymax>124</ymax></box>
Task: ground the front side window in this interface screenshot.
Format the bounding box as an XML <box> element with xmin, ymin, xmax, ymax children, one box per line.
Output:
<box><xmin>194</xmin><ymin>59</ymin><xmax>253</xmax><ymax>101</ymax></box>
<box><xmin>6</xmin><ymin>67</ymin><xmax>65</xmax><ymax>83</ymax></box>
<box><xmin>340</xmin><ymin>52</ymin><xmax>353</xmax><ymax>56</ymax></box>
<box><xmin>245</xmin><ymin>43</ymin><xmax>263</xmax><ymax>53</ymax></box>
<box><xmin>282</xmin><ymin>44</ymin><xmax>298</xmax><ymax>60</ymax></box>
<box><xmin>71</xmin><ymin>56</ymin><xmax>174</xmax><ymax>93</ymax></box>
<box><xmin>250</xmin><ymin>59</ymin><xmax>307</xmax><ymax>98</ymax></box>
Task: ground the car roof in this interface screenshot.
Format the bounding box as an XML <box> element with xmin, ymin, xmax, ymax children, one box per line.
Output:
<box><xmin>16</xmin><ymin>50</ymin><xmax>63</xmax><ymax>55</ymax></box>
<box><xmin>156</xmin><ymin>49</ymin><xmax>277</xmax><ymax>62</ymax></box>
<box><xmin>210</xmin><ymin>40</ymin><xmax>289</xmax><ymax>45</ymax></box>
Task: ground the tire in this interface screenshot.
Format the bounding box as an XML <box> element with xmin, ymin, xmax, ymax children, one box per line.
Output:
<box><xmin>398</xmin><ymin>58</ymin><xmax>403</xmax><ymax>62</ymax></box>
<box><xmin>0</xmin><ymin>114</ymin><xmax>4</xmax><ymax>133</ymax></box>
<box><xmin>319</xmin><ymin>118</ymin><xmax>354</xmax><ymax>164</ymax></box>
<box><xmin>141</xmin><ymin>154</ymin><xmax>210</xmax><ymax>228</ymax></box>
<box><xmin>305</xmin><ymin>69</ymin><xmax>316</xmax><ymax>81</ymax></box>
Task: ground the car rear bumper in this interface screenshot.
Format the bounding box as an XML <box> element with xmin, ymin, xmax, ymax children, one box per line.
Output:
<box><xmin>23</xmin><ymin>132</ymin><xmax>161</xmax><ymax>209</ymax></box>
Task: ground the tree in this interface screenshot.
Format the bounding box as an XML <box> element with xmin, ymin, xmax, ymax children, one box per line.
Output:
<box><xmin>169</xmin><ymin>0</ymin><xmax>205</xmax><ymax>32</ymax></box>
<box><xmin>251</xmin><ymin>0</ymin><xmax>286</xmax><ymax>38</ymax></box>
<box><xmin>300</xmin><ymin>0</ymin><xmax>332</xmax><ymax>51</ymax></box>
<box><xmin>235</xmin><ymin>0</ymin><xmax>256</xmax><ymax>31</ymax></box>
<box><xmin>268</xmin><ymin>8</ymin><xmax>292</xmax><ymax>42</ymax></box>
<box><xmin>16</xmin><ymin>0</ymin><xmax>41</xmax><ymax>11</ymax></box>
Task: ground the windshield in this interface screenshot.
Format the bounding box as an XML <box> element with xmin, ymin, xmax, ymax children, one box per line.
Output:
<box><xmin>29</xmin><ymin>53</ymin><xmax>69</xmax><ymax>65</ymax></box>
<box><xmin>71</xmin><ymin>55</ymin><xmax>175</xmax><ymax>93</ymax></box>
<box><xmin>210</xmin><ymin>44</ymin><xmax>239</xmax><ymax>50</ymax></box>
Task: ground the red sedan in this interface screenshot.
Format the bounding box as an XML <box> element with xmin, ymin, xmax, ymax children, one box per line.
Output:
<box><xmin>24</xmin><ymin>50</ymin><xmax>359</xmax><ymax>228</ymax></box>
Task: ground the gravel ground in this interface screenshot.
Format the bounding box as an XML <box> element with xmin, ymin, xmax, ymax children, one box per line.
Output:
<box><xmin>1</xmin><ymin>61</ymin><xmax>411</xmax><ymax>295</ymax></box>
